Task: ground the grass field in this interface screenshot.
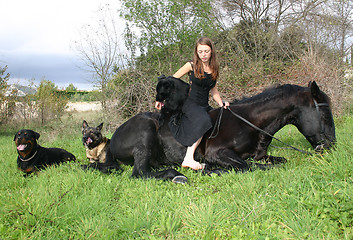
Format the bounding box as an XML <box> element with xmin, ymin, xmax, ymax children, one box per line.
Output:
<box><xmin>0</xmin><ymin>112</ymin><xmax>352</xmax><ymax>239</ymax></box>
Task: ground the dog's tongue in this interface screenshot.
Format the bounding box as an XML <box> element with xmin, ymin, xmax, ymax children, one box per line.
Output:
<box><xmin>86</xmin><ymin>137</ymin><xmax>93</xmax><ymax>144</ymax></box>
<box><xmin>17</xmin><ymin>144</ymin><xmax>27</xmax><ymax>151</ymax></box>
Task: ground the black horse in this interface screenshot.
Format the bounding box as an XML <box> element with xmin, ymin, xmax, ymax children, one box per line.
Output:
<box><xmin>84</xmin><ymin>77</ymin><xmax>335</xmax><ymax>183</ymax></box>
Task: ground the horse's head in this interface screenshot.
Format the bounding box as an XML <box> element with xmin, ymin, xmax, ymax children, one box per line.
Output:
<box><xmin>156</xmin><ymin>75</ymin><xmax>189</xmax><ymax>111</ymax></box>
<box><xmin>295</xmin><ymin>81</ymin><xmax>336</xmax><ymax>151</ymax></box>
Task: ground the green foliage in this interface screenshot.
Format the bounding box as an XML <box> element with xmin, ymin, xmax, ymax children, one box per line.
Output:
<box><xmin>120</xmin><ymin>0</ymin><xmax>219</xmax><ymax>73</ymax></box>
<box><xmin>0</xmin><ymin>65</ymin><xmax>9</xmax><ymax>94</ymax></box>
<box><xmin>65</xmin><ymin>83</ymin><xmax>77</xmax><ymax>92</ymax></box>
<box><xmin>36</xmin><ymin>79</ymin><xmax>69</xmax><ymax>125</ymax></box>
<box><xmin>107</xmin><ymin>69</ymin><xmax>155</xmax><ymax>118</ymax></box>
<box><xmin>121</xmin><ymin>0</ymin><xmax>217</xmax><ymax>51</ymax></box>
<box><xmin>0</xmin><ymin>114</ymin><xmax>352</xmax><ymax>239</ymax></box>
<box><xmin>68</xmin><ymin>91</ymin><xmax>98</xmax><ymax>102</ymax></box>
<box><xmin>0</xmin><ymin>66</ymin><xmax>12</xmax><ymax>124</ymax></box>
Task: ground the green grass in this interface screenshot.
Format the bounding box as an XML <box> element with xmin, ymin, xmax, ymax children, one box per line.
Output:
<box><xmin>1</xmin><ymin>114</ymin><xmax>353</xmax><ymax>239</ymax></box>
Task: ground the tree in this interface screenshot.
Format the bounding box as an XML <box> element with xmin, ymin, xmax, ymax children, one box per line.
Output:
<box><xmin>215</xmin><ymin>0</ymin><xmax>322</xmax><ymax>62</ymax></box>
<box><xmin>0</xmin><ymin>65</ymin><xmax>9</xmax><ymax>94</ymax></box>
<box><xmin>0</xmin><ymin>65</ymin><xmax>10</xmax><ymax>124</ymax></box>
<box><xmin>74</xmin><ymin>4</ymin><xmax>125</xmax><ymax>109</ymax></box>
<box><xmin>36</xmin><ymin>79</ymin><xmax>68</xmax><ymax>125</ymax></box>
<box><xmin>120</xmin><ymin>0</ymin><xmax>219</xmax><ymax>72</ymax></box>
<box><xmin>65</xmin><ymin>83</ymin><xmax>77</xmax><ymax>92</ymax></box>
<box><xmin>322</xmin><ymin>0</ymin><xmax>353</xmax><ymax>62</ymax></box>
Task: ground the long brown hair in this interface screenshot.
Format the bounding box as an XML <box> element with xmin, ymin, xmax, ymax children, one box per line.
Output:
<box><xmin>192</xmin><ymin>37</ymin><xmax>219</xmax><ymax>80</ymax></box>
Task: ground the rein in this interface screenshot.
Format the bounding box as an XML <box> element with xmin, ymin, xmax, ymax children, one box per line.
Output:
<box><xmin>208</xmin><ymin>106</ymin><xmax>313</xmax><ymax>155</ymax></box>
<box><xmin>208</xmin><ymin>107</ymin><xmax>224</xmax><ymax>139</ymax></box>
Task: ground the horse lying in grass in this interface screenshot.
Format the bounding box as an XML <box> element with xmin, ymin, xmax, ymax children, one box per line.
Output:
<box><xmin>82</xmin><ymin>77</ymin><xmax>336</xmax><ymax>183</ymax></box>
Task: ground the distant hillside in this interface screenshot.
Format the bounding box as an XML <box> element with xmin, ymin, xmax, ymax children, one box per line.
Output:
<box><xmin>5</xmin><ymin>84</ymin><xmax>36</xmax><ymax>96</ymax></box>
<box><xmin>13</xmin><ymin>84</ymin><xmax>36</xmax><ymax>95</ymax></box>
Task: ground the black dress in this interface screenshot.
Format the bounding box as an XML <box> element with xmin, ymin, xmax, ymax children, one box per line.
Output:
<box><xmin>168</xmin><ymin>71</ymin><xmax>216</xmax><ymax>146</ymax></box>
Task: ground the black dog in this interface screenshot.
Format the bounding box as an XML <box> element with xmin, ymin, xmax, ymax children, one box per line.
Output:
<box><xmin>14</xmin><ymin>129</ymin><xmax>76</xmax><ymax>176</ymax></box>
<box><xmin>156</xmin><ymin>74</ymin><xmax>190</xmax><ymax>125</ymax></box>
<box><xmin>81</xmin><ymin>120</ymin><xmax>122</xmax><ymax>173</ymax></box>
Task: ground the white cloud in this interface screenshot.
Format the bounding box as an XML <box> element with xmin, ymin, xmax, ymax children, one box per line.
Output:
<box><xmin>0</xmin><ymin>0</ymin><xmax>123</xmax><ymax>90</ymax></box>
<box><xmin>1</xmin><ymin>0</ymin><xmax>109</xmax><ymax>54</ymax></box>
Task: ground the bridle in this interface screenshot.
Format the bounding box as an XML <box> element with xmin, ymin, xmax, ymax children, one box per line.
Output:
<box><xmin>313</xmin><ymin>99</ymin><xmax>329</xmax><ymax>134</ymax></box>
<box><xmin>208</xmin><ymin>98</ymin><xmax>331</xmax><ymax>155</ymax></box>
<box><xmin>312</xmin><ymin>99</ymin><xmax>330</xmax><ymax>150</ymax></box>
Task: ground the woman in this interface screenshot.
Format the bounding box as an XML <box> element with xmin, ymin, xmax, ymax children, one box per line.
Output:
<box><xmin>155</xmin><ymin>37</ymin><xmax>229</xmax><ymax>170</ymax></box>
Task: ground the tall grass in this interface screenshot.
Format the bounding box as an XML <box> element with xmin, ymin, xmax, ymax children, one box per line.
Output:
<box><xmin>0</xmin><ymin>113</ymin><xmax>352</xmax><ymax>239</ymax></box>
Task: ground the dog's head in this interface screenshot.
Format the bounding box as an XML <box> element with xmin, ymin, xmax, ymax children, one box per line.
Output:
<box><xmin>14</xmin><ymin>129</ymin><xmax>40</xmax><ymax>157</ymax></box>
<box><xmin>82</xmin><ymin>120</ymin><xmax>104</xmax><ymax>149</ymax></box>
<box><xmin>156</xmin><ymin>75</ymin><xmax>190</xmax><ymax>111</ymax></box>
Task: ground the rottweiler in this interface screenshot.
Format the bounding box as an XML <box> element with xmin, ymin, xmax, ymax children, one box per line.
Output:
<box><xmin>81</xmin><ymin>120</ymin><xmax>121</xmax><ymax>173</ymax></box>
<box><xmin>14</xmin><ymin>129</ymin><xmax>76</xmax><ymax>176</ymax></box>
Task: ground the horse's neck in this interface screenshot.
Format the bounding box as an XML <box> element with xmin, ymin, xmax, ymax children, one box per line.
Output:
<box><xmin>249</xmin><ymin>100</ymin><xmax>294</xmax><ymax>134</ymax></box>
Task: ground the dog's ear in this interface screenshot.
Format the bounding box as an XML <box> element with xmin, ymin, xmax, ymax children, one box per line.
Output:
<box><xmin>82</xmin><ymin>120</ymin><xmax>88</xmax><ymax>129</ymax></box>
<box><xmin>13</xmin><ymin>132</ymin><xmax>18</xmax><ymax>141</ymax></box>
<box><xmin>158</xmin><ymin>75</ymin><xmax>166</xmax><ymax>82</ymax></box>
<box><xmin>32</xmin><ymin>131</ymin><xmax>40</xmax><ymax>140</ymax></box>
<box><xmin>97</xmin><ymin>123</ymin><xmax>104</xmax><ymax>131</ymax></box>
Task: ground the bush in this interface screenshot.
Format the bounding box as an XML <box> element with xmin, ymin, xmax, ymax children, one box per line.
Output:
<box><xmin>36</xmin><ymin>80</ymin><xmax>69</xmax><ymax>125</ymax></box>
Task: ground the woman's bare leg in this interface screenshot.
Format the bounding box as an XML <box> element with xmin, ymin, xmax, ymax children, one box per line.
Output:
<box><xmin>181</xmin><ymin>137</ymin><xmax>203</xmax><ymax>170</ymax></box>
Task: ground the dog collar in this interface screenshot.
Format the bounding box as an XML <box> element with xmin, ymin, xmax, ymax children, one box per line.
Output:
<box><xmin>18</xmin><ymin>150</ymin><xmax>38</xmax><ymax>162</ymax></box>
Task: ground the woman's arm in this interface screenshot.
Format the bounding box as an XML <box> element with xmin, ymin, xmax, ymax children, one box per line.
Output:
<box><xmin>210</xmin><ymin>85</ymin><xmax>229</xmax><ymax>108</ymax></box>
<box><xmin>173</xmin><ymin>62</ymin><xmax>192</xmax><ymax>78</ymax></box>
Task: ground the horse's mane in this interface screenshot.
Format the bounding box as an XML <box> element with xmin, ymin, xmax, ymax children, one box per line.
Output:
<box><xmin>231</xmin><ymin>84</ymin><xmax>305</xmax><ymax>105</ymax></box>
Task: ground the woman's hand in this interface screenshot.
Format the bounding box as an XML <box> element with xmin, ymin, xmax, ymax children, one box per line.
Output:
<box><xmin>155</xmin><ymin>101</ymin><xmax>163</xmax><ymax>110</ymax></box>
<box><xmin>223</xmin><ymin>101</ymin><xmax>230</xmax><ymax>109</ymax></box>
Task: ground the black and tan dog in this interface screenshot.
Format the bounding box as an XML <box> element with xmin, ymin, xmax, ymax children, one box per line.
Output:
<box><xmin>82</xmin><ymin>120</ymin><xmax>110</xmax><ymax>164</ymax></box>
<box><xmin>81</xmin><ymin>120</ymin><xmax>122</xmax><ymax>173</ymax></box>
<box><xmin>14</xmin><ymin>129</ymin><xmax>76</xmax><ymax>176</ymax></box>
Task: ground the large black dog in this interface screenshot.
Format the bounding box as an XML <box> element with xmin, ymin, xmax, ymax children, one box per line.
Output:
<box><xmin>85</xmin><ymin>76</ymin><xmax>336</xmax><ymax>183</ymax></box>
<box><xmin>14</xmin><ymin>129</ymin><xmax>76</xmax><ymax>176</ymax></box>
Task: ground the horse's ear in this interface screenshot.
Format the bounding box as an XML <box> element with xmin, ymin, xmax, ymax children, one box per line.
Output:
<box><xmin>310</xmin><ymin>81</ymin><xmax>321</xmax><ymax>99</ymax></box>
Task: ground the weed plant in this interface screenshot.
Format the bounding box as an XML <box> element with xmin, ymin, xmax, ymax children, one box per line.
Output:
<box><xmin>0</xmin><ymin>112</ymin><xmax>352</xmax><ymax>239</ymax></box>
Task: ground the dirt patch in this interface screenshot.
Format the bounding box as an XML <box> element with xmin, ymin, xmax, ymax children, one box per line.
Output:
<box><xmin>67</xmin><ymin>102</ymin><xmax>102</xmax><ymax>112</ymax></box>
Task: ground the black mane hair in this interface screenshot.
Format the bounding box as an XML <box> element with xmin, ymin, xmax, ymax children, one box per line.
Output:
<box><xmin>231</xmin><ymin>84</ymin><xmax>305</xmax><ymax>105</ymax></box>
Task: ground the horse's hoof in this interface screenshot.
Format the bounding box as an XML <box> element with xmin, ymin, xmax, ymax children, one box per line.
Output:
<box><xmin>172</xmin><ymin>176</ymin><xmax>188</xmax><ymax>184</ymax></box>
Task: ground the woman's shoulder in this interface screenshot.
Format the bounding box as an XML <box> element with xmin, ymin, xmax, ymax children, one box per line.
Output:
<box><xmin>173</xmin><ymin>62</ymin><xmax>193</xmax><ymax>78</ymax></box>
<box><xmin>185</xmin><ymin>61</ymin><xmax>193</xmax><ymax>69</ymax></box>
<box><xmin>180</xmin><ymin>62</ymin><xmax>193</xmax><ymax>72</ymax></box>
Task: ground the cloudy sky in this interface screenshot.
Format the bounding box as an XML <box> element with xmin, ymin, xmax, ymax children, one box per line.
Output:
<box><xmin>0</xmin><ymin>0</ymin><xmax>122</xmax><ymax>90</ymax></box>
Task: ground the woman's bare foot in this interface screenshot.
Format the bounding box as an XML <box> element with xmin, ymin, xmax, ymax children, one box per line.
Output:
<box><xmin>181</xmin><ymin>158</ymin><xmax>203</xmax><ymax>170</ymax></box>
